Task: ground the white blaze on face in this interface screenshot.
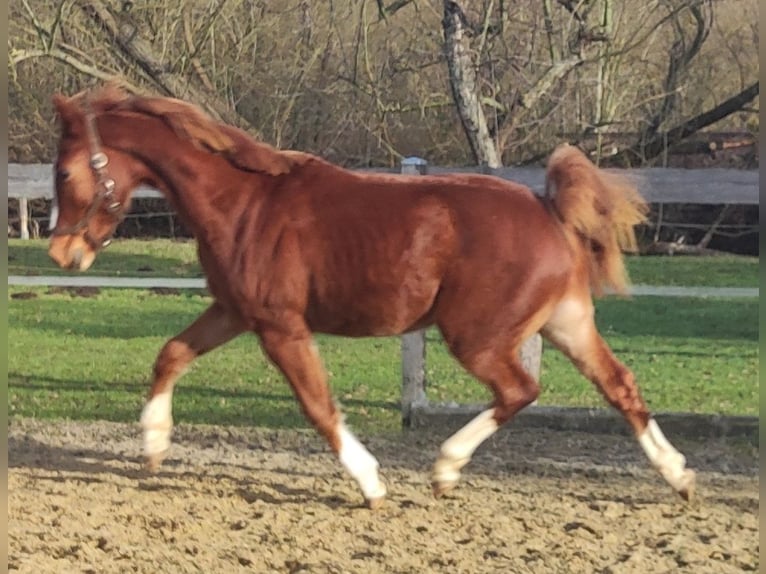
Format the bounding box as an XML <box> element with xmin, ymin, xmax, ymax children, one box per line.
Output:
<box><xmin>433</xmin><ymin>408</ymin><xmax>499</xmax><ymax>485</ymax></box>
<box><xmin>140</xmin><ymin>391</ymin><xmax>173</xmax><ymax>456</ymax></box>
<box><xmin>337</xmin><ymin>422</ymin><xmax>386</xmax><ymax>501</ymax></box>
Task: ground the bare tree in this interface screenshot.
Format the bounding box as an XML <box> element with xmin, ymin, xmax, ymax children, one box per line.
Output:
<box><xmin>8</xmin><ymin>0</ymin><xmax>759</xmax><ymax>168</ymax></box>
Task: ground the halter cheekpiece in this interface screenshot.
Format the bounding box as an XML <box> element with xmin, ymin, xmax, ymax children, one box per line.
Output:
<box><xmin>52</xmin><ymin>96</ymin><xmax>125</xmax><ymax>249</ymax></box>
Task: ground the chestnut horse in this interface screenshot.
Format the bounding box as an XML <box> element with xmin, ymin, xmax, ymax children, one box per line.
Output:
<box><xmin>48</xmin><ymin>86</ymin><xmax>695</xmax><ymax>508</ymax></box>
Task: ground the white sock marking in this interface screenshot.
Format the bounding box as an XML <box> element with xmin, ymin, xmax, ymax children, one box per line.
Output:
<box><xmin>638</xmin><ymin>419</ymin><xmax>689</xmax><ymax>491</ymax></box>
<box><xmin>433</xmin><ymin>409</ymin><xmax>499</xmax><ymax>485</ymax></box>
<box><xmin>140</xmin><ymin>392</ymin><xmax>173</xmax><ymax>456</ymax></box>
<box><xmin>338</xmin><ymin>423</ymin><xmax>386</xmax><ymax>500</ymax></box>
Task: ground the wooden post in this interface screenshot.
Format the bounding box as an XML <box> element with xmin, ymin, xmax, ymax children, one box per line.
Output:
<box><xmin>400</xmin><ymin>157</ymin><xmax>428</xmax><ymax>425</ymax></box>
<box><xmin>521</xmin><ymin>335</ymin><xmax>542</xmax><ymax>385</ymax></box>
<box><xmin>19</xmin><ymin>198</ymin><xmax>29</xmax><ymax>240</ymax></box>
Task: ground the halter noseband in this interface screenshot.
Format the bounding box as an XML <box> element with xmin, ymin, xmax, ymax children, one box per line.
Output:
<box><xmin>52</xmin><ymin>99</ymin><xmax>125</xmax><ymax>249</ymax></box>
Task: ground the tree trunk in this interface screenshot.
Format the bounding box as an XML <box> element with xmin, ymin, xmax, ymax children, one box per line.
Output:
<box><xmin>442</xmin><ymin>0</ymin><xmax>542</xmax><ymax>382</ymax></box>
<box><xmin>442</xmin><ymin>0</ymin><xmax>500</xmax><ymax>167</ymax></box>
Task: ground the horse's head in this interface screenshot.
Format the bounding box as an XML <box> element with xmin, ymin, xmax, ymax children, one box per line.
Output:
<box><xmin>48</xmin><ymin>86</ymin><xmax>297</xmax><ymax>270</ymax></box>
<box><xmin>48</xmin><ymin>92</ymin><xmax>146</xmax><ymax>271</ymax></box>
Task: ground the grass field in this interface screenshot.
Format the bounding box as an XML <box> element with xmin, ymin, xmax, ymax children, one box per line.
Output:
<box><xmin>9</xmin><ymin>239</ymin><xmax>201</xmax><ymax>278</ymax></box>
<box><xmin>8</xmin><ymin>284</ymin><xmax>758</xmax><ymax>433</ymax></box>
<box><xmin>8</xmin><ymin>238</ymin><xmax>760</xmax><ymax>287</ymax></box>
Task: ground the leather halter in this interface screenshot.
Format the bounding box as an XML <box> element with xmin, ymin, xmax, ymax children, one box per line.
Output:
<box><xmin>52</xmin><ymin>99</ymin><xmax>125</xmax><ymax>249</ymax></box>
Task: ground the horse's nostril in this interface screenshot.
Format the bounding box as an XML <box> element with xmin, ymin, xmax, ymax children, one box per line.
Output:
<box><xmin>71</xmin><ymin>248</ymin><xmax>83</xmax><ymax>269</ymax></box>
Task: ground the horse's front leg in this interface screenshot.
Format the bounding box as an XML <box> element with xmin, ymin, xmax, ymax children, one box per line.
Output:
<box><xmin>258</xmin><ymin>320</ymin><xmax>387</xmax><ymax>509</ymax></box>
<box><xmin>142</xmin><ymin>302</ymin><xmax>244</xmax><ymax>470</ymax></box>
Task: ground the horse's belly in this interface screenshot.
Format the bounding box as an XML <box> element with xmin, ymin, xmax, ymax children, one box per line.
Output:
<box><xmin>305</xmin><ymin>277</ymin><xmax>441</xmax><ymax>337</ymax></box>
<box><xmin>305</xmin><ymin>197</ymin><xmax>456</xmax><ymax>336</ymax></box>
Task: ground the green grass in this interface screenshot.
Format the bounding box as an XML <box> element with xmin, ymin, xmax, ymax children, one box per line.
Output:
<box><xmin>9</xmin><ymin>239</ymin><xmax>760</xmax><ymax>287</ymax></box>
<box><xmin>8</xmin><ymin>238</ymin><xmax>202</xmax><ymax>278</ymax></box>
<box><xmin>624</xmin><ymin>254</ymin><xmax>759</xmax><ymax>288</ymax></box>
<box><xmin>9</xmin><ymin>287</ymin><xmax>758</xmax><ymax>432</ymax></box>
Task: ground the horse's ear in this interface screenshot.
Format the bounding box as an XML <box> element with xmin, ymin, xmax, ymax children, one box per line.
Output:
<box><xmin>52</xmin><ymin>94</ymin><xmax>72</xmax><ymax>119</ymax></box>
<box><xmin>52</xmin><ymin>94</ymin><xmax>82</xmax><ymax>134</ymax></box>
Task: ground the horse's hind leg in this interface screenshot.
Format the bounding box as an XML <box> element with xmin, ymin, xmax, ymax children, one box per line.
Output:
<box><xmin>432</xmin><ymin>345</ymin><xmax>540</xmax><ymax>497</ymax></box>
<box><xmin>258</xmin><ymin>318</ymin><xmax>386</xmax><ymax>509</ymax></box>
<box><xmin>142</xmin><ymin>302</ymin><xmax>244</xmax><ymax>470</ymax></box>
<box><xmin>541</xmin><ymin>297</ymin><xmax>695</xmax><ymax>500</ymax></box>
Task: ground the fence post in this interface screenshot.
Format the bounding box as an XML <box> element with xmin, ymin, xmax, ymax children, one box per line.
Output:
<box><xmin>520</xmin><ymin>335</ymin><xmax>543</xmax><ymax>397</ymax></box>
<box><xmin>19</xmin><ymin>198</ymin><xmax>29</xmax><ymax>240</ymax></box>
<box><xmin>400</xmin><ymin>157</ymin><xmax>428</xmax><ymax>426</ymax></box>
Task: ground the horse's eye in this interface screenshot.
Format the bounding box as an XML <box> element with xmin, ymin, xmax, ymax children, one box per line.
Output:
<box><xmin>57</xmin><ymin>169</ymin><xmax>70</xmax><ymax>181</ymax></box>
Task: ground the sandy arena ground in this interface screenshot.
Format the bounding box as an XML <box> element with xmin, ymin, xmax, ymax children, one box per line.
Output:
<box><xmin>9</xmin><ymin>418</ymin><xmax>758</xmax><ymax>573</ymax></box>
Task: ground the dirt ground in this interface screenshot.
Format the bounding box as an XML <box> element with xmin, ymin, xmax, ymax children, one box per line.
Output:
<box><xmin>9</xmin><ymin>418</ymin><xmax>758</xmax><ymax>574</ymax></box>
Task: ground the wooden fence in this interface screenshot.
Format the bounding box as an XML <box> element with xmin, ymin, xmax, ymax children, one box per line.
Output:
<box><xmin>7</xmin><ymin>160</ymin><xmax>760</xmax><ymax>423</ymax></box>
<box><xmin>8</xmin><ymin>161</ymin><xmax>759</xmax><ymax>237</ymax></box>
<box><xmin>9</xmin><ymin>161</ymin><xmax>760</xmax><ymax>203</ymax></box>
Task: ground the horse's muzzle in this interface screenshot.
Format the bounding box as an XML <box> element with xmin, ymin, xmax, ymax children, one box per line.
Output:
<box><xmin>48</xmin><ymin>235</ymin><xmax>96</xmax><ymax>271</ymax></box>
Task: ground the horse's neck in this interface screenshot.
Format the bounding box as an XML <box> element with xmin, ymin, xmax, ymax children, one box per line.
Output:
<box><xmin>157</xmin><ymin>168</ymin><xmax>262</xmax><ymax>256</ymax></box>
<box><xmin>107</xmin><ymin>118</ymin><xmax>261</xmax><ymax>245</ymax></box>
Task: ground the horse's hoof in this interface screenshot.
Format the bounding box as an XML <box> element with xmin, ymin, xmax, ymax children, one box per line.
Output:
<box><xmin>144</xmin><ymin>452</ymin><xmax>167</xmax><ymax>473</ymax></box>
<box><xmin>432</xmin><ymin>480</ymin><xmax>457</xmax><ymax>499</ymax></box>
<box><xmin>366</xmin><ymin>496</ymin><xmax>385</xmax><ymax>510</ymax></box>
<box><xmin>676</xmin><ymin>469</ymin><xmax>696</xmax><ymax>502</ymax></box>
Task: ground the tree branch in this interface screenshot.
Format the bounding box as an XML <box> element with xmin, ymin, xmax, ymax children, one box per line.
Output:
<box><xmin>77</xmin><ymin>0</ymin><xmax>250</xmax><ymax>129</ymax></box>
<box><xmin>609</xmin><ymin>82</ymin><xmax>759</xmax><ymax>165</ymax></box>
<box><xmin>646</xmin><ymin>0</ymin><xmax>712</xmax><ymax>136</ymax></box>
<box><xmin>375</xmin><ymin>0</ymin><xmax>415</xmax><ymax>21</ymax></box>
<box><xmin>11</xmin><ymin>46</ymin><xmax>123</xmax><ymax>85</ymax></box>
<box><xmin>183</xmin><ymin>6</ymin><xmax>215</xmax><ymax>92</ymax></box>
<box><xmin>518</xmin><ymin>57</ymin><xmax>583</xmax><ymax>109</ymax></box>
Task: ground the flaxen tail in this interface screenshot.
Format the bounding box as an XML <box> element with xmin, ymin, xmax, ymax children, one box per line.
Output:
<box><xmin>545</xmin><ymin>144</ymin><xmax>648</xmax><ymax>296</ymax></box>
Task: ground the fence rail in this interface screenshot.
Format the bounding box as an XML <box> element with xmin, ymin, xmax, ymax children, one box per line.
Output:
<box><xmin>8</xmin><ymin>162</ymin><xmax>759</xmax><ymax>239</ymax></box>
<box><xmin>8</xmin><ymin>163</ymin><xmax>760</xmax><ymax>204</ymax></box>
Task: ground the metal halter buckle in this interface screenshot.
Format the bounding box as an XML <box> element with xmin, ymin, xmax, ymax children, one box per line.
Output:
<box><xmin>90</xmin><ymin>152</ymin><xmax>109</xmax><ymax>170</ymax></box>
<box><xmin>101</xmin><ymin>179</ymin><xmax>121</xmax><ymax>213</ymax></box>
